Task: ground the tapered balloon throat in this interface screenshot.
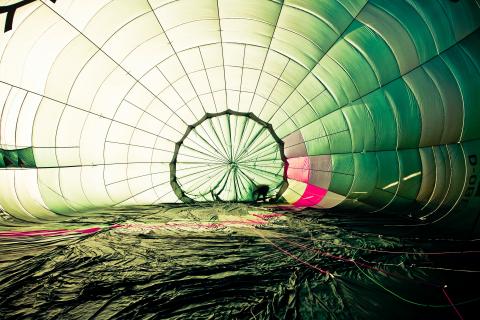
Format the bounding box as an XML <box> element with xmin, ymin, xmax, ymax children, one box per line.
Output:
<box><xmin>170</xmin><ymin>110</ymin><xmax>288</xmax><ymax>203</ymax></box>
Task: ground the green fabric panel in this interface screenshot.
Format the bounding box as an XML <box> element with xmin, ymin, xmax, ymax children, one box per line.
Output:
<box><xmin>375</xmin><ymin>151</ymin><xmax>399</xmax><ymax>192</ymax></box>
<box><xmin>439</xmin><ymin>0</ymin><xmax>480</xmax><ymax>41</ymax></box>
<box><xmin>17</xmin><ymin>147</ymin><xmax>36</xmax><ymax>168</ymax></box>
<box><xmin>300</xmin><ymin>119</ymin><xmax>326</xmax><ymax>142</ymax></box>
<box><xmin>321</xmin><ymin>108</ymin><xmax>352</xmax><ymax>155</ymax></box>
<box><xmin>285</xmin><ymin>0</ymin><xmax>353</xmax><ymax>35</ymax></box>
<box><xmin>415</xmin><ymin>147</ymin><xmax>436</xmax><ymax>207</ymax></box>
<box><xmin>422</xmin><ymin>56</ymin><xmax>463</xmax><ymax>144</ymax></box>
<box><xmin>328</xmin><ymin>154</ymin><xmax>354</xmax><ymax>196</ymax></box>
<box><xmin>433</xmin><ymin>141</ymin><xmax>480</xmax><ymax>235</ymax></box>
<box><xmin>456</xmin><ymin>140</ymin><xmax>480</xmax><ymax>210</ymax></box>
<box><xmin>442</xmin><ymin>43</ymin><xmax>480</xmax><ymax>141</ymax></box>
<box><xmin>308</xmin><ymin>90</ymin><xmax>339</xmax><ymax>118</ymax></box>
<box><xmin>348</xmin><ymin>152</ymin><xmax>378</xmax><ymax>202</ymax></box>
<box><xmin>366</xmin><ymin>151</ymin><xmax>399</xmax><ymax>210</ymax></box>
<box><xmin>460</xmin><ymin>32</ymin><xmax>480</xmax><ymax>78</ymax></box>
<box><xmin>0</xmin><ymin>152</ymin><xmax>4</xmax><ymax>167</ymax></box>
<box><xmin>320</xmin><ymin>56</ymin><xmax>360</xmax><ymax>104</ymax></box>
<box><xmin>421</xmin><ymin>146</ymin><xmax>450</xmax><ymax>214</ymax></box>
<box><xmin>278</xmin><ymin>5</ymin><xmax>339</xmax><ymax>53</ymax></box>
<box><xmin>274</xmin><ymin>115</ymin><xmax>297</xmax><ymax>139</ymax></box>
<box><xmin>383</xmin><ymin>196</ymin><xmax>413</xmax><ymax>213</ymax></box>
<box><xmin>282</xmin><ymin>90</ymin><xmax>307</xmax><ymax>116</ymax></box>
<box><xmin>305</xmin><ymin>136</ymin><xmax>330</xmax><ymax>156</ymax></box>
<box><xmin>272</xmin><ymin>12</ymin><xmax>324</xmax><ymax>68</ymax></box>
<box><xmin>280</xmin><ymin>60</ymin><xmax>310</xmax><ymax>89</ymax></box>
<box><xmin>278</xmin><ymin>1</ymin><xmax>345</xmax><ymax>51</ymax></box>
<box><xmin>269</xmin><ymin>82</ymin><xmax>294</xmax><ymax>106</ymax></box>
<box><xmin>327</xmin><ymin>131</ymin><xmax>352</xmax><ymax>154</ymax></box>
<box><xmin>343</xmin><ymin>20</ymin><xmax>400</xmax><ymax>85</ymax></box>
<box><xmin>331</xmin><ymin>153</ymin><xmax>354</xmax><ymax>175</ymax></box>
<box><xmin>37</xmin><ymin>172</ymin><xmax>76</xmax><ymax>215</ymax></box>
<box><xmin>3</xmin><ymin>150</ymin><xmax>19</xmax><ymax>167</ymax></box>
<box><xmin>291</xmin><ymin>105</ymin><xmax>317</xmax><ymax>129</ymax></box>
<box><xmin>439</xmin><ymin>144</ymin><xmax>467</xmax><ymax>212</ymax></box>
<box><xmin>416</xmin><ymin>144</ymin><xmax>466</xmax><ymax>223</ymax></box>
<box><xmin>336</xmin><ymin>0</ymin><xmax>367</xmax><ymax>16</ymax></box>
<box><xmin>328</xmin><ymin>39</ymin><xmax>378</xmax><ymax>97</ymax></box>
<box><xmin>371</xmin><ymin>0</ymin><xmax>436</xmax><ymax>63</ymax></box>
<box><xmin>362</xmin><ymin>90</ymin><xmax>396</xmax><ymax>150</ymax></box>
<box><xmin>312</xmin><ymin>63</ymin><xmax>350</xmax><ymax>107</ymax></box>
<box><xmin>403</xmin><ymin>68</ymin><xmax>444</xmax><ymax>147</ymax></box>
<box><xmin>383</xmin><ymin>80</ymin><xmax>421</xmax><ymax>149</ymax></box>
<box><xmin>356</xmin><ymin>3</ymin><xmax>419</xmax><ymax>75</ymax></box>
<box><xmin>342</xmin><ymin>103</ymin><xmax>375</xmax><ymax>153</ymax></box>
<box><xmin>407</xmin><ymin>0</ymin><xmax>456</xmax><ymax>52</ymax></box>
<box><xmin>296</xmin><ymin>73</ymin><xmax>325</xmax><ymax>102</ymax></box>
<box><xmin>388</xmin><ymin>149</ymin><xmax>422</xmax><ymax>211</ymax></box>
<box><xmin>321</xmin><ymin>109</ymin><xmax>348</xmax><ymax>135</ymax></box>
<box><xmin>325</xmin><ymin>173</ymin><xmax>353</xmax><ymax>196</ymax></box>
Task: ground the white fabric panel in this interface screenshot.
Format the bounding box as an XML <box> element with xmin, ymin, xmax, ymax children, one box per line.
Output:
<box><xmin>126</xmin><ymin>175</ymin><xmax>158</xmax><ymax>204</ymax></box>
<box><xmin>59</xmin><ymin>166</ymin><xmax>94</xmax><ymax>210</ymax></box>
<box><xmin>56</xmin><ymin>106</ymin><xmax>87</xmax><ymax>147</ymax></box>
<box><xmin>125</xmin><ymin>82</ymin><xmax>156</xmax><ymax>110</ymax></box>
<box><xmin>130</xmin><ymin>129</ymin><xmax>156</xmax><ymax>151</ymax></box>
<box><xmin>55</xmin><ymin>148</ymin><xmax>81</xmax><ymax>167</ymax></box>
<box><xmin>0</xmin><ymin>87</ymin><xmax>26</xmax><ymax>149</ymax></box>
<box><xmin>82</xmin><ymin>0</ymin><xmax>150</xmax><ymax>46</ymax></box>
<box><xmin>44</xmin><ymin>0</ymin><xmax>112</xmax><ymax>31</ymax></box>
<box><xmin>79</xmin><ymin>166</ymin><xmax>113</xmax><ymax>205</ymax></box>
<box><xmin>106</xmin><ymin>122</ymin><xmax>134</xmax><ymax>145</ymax></box>
<box><xmin>102</xmin><ymin>12</ymin><xmax>162</xmax><ymax>63</ymax></box>
<box><xmin>139</xmin><ymin>67</ymin><xmax>170</xmax><ymax>96</ymax></box>
<box><xmin>45</xmin><ymin>35</ymin><xmax>98</xmax><ymax>102</ymax></box>
<box><xmin>199</xmin><ymin>43</ymin><xmax>223</xmax><ymax>68</ymax></box>
<box><xmin>104</xmin><ymin>142</ymin><xmax>128</xmax><ymax>165</ymax></box>
<box><xmin>173</xmin><ymin>76</ymin><xmax>197</xmax><ymax>103</ymax></box>
<box><xmin>122</xmin><ymin>33</ymin><xmax>174</xmax><ymax>79</ymax></box>
<box><xmin>177</xmin><ymin>48</ymin><xmax>204</xmax><ymax>73</ymax></box>
<box><xmin>241</xmin><ymin>68</ymin><xmax>261</xmax><ymax>92</ymax></box>
<box><xmin>90</xmin><ymin>68</ymin><xmax>136</xmax><ymax>118</ymax></box>
<box><xmin>0</xmin><ymin>5</ymin><xmax>58</xmax><ymax>89</ymax></box>
<box><xmin>68</xmin><ymin>51</ymin><xmax>117</xmax><ymax>111</ymax></box>
<box><xmin>221</xmin><ymin>19</ymin><xmax>274</xmax><ymax>47</ymax></box>
<box><xmin>225</xmin><ymin>66</ymin><xmax>242</xmax><ymax>90</ymax></box>
<box><xmin>189</xmin><ymin>70</ymin><xmax>212</xmax><ymax>95</ymax></box>
<box><xmin>11</xmin><ymin>1</ymin><xmax>42</xmax><ymax>29</ymax></box>
<box><xmin>219</xmin><ymin>0</ymin><xmax>282</xmax><ymax>24</ymax></box>
<box><xmin>37</xmin><ymin>167</ymin><xmax>75</xmax><ymax>214</ymax></box>
<box><xmin>0</xmin><ymin>170</ymin><xmax>40</xmax><ymax>222</ymax></box>
<box><xmin>22</xmin><ymin>20</ymin><xmax>78</xmax><ymax>94</ymax></box>
<box><xmin>223</xmin><ymin>43</ymin><xmax>244</xmax><ymax>67</ymax></box>
<box><xmin>154</xmin><ymin>0</ymin><xmax>217</xmax><ymax>30</ymax></box>
<box><xmin>166</xmin><ymin>20</ymin><xmax>220</xmax><ymax>52</ymax></box>
<box><xmin>107</xmin><ymin>180</ymin><xmax>134</xmax><ymax>203</ymax></box>
<box><xmin>32</xmin><ymin>98</ymin><xmax>65</xmax><ymax>166</ymax></box>
<box><xmin>104</xmin><ymin>163</ymin><xmax>128</xmax><ymax>185</ymax></box>
<box><xmin>158</xmin><ymin>86</ymin><xmax>184</xmax><ymax>111</ymax></box>
<box><xmin>16</xmin><ymin>93</ymin><xmax>42</xmax><ymax>148</ymax></box>
<box><xmin>79</xmin><ymin>114</ymin><xmax>111</xmax><ymax>164</ymax></box>
<box><xmin>205</xmin><ymin>67</ymin><xmax>225</xmax><ymax>91</ymax></box>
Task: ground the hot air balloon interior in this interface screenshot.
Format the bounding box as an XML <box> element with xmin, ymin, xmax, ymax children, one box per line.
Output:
<box><xmin>1</xmin><ymin>0</ymin><xmax>480</xmax><ymax>319</ymax></box>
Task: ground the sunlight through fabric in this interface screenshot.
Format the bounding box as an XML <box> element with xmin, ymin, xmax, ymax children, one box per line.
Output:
<box><xmin>0</xmin><ymin>0</ymin><xmax>479</xmax><ymax>228</ymax></box>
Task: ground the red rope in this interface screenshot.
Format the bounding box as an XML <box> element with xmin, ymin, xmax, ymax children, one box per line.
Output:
<box><xmin>442</xmin><ymin>287</ymin><xmax>464</xmax><ymax>320</ymax></box>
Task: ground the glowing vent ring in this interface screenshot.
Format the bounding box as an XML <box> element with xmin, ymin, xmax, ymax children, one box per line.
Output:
<box><xmin>170</xmin><ymin>110</ymin><xmax>289</xmax><ymax>203</ymax></box>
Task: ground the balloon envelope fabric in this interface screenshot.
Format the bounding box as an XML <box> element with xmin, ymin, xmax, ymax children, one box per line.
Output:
<box><xmin>0</xmin><ymin>0</ymin><xmax>479</xmax><ymax>229</ymax></box>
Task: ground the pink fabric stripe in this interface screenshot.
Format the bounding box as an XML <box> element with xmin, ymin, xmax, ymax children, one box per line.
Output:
<box><xmin>0</xmin><ymin>226</ymin><xmax>105</xmax><ymax>238</ymax></box>
<box><xmin>287</xmin><ymin>157</ymin><xmax>310</xmax><ymax>183</ymax></box>
<box><xmin>293</xmin><ymin>183</ymin><xmax>328</xmax><ymax>207</ymax></box>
